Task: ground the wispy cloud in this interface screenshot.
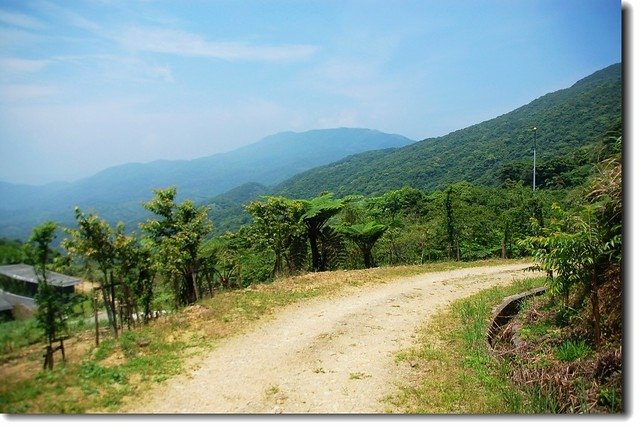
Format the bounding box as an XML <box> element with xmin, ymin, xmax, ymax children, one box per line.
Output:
<box><xmin>115</xmin><ymin>27</ymin><xmax>318</xmax><ymax>62</ymax></box>
<box><xmin>0</xmin><ymin>57</ymin><xmax>50</xmax><ymax>73</ymax></box>
<box><xmin>90</xmin><ymin>54</ymin><xmax>175</xmax><ymax>84</ymax></box>
<box><xmin>0</xmin><ymin>84</ymin><xmax>58</xmax><ymax>102</ymax></box>
<box><xmin>0</xmin><ymin>10</ymin><xmax>45</xmax><ymax>29</ymax></box>
<box><xmin>34</xmin><ymin>0</ymin><xmax>101</xmax><ymax>32</ymax></box>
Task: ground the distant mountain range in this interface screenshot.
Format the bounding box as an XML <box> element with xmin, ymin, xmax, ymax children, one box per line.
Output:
<box><xmin>202</xmin><ymin>62</ymin><xmax>621</xmax><ymax>235</ymax></box>
<box><xmin>0</xmin><ymin>128</ymin><xmax>414</xmax><ymax>240</ymax></box>
<box><xmin>0</xmin><ymin>63</ymin><xmax>622</xmax><ymax>241</ymax></box>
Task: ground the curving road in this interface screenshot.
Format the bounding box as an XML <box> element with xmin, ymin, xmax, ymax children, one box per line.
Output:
<box><xmin>121</xmin><ymin>263</ymin><xmax>541</xmax><ymax>414</ymax></box>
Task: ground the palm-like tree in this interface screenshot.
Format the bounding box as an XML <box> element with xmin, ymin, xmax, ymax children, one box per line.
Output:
<box><xmin>301</xmin><ymin>194</ymin><xmax>343</xmax><ymax>271</ymax></box>
<box><xmin>338</xmin><ymin>221</ymin><xmax>388</xmax><ymax>268</ymax></box>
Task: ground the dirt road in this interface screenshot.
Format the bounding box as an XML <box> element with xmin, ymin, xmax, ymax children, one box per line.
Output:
<box><xmin>123</xmin><ymin>263</ymin><xmax>540</xmax><ymax>414</ymax></box>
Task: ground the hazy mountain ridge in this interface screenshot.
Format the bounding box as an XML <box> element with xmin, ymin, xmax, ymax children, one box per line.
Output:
<box><xmin>0</xmin><ymin>128</ymin><xmax>414</xmax><ymax>240</ymax></box>
<box><xmin>0</xmin><ymin>64</ymin><xmax>622</xmax><ymax>240</ymax></box>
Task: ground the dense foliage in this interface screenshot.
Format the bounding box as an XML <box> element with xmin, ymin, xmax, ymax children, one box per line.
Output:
<box><xmin>244</xmin><ymin>196</ymin><xmax>306</xmax><ymax>277</ymax></box>
<box><xmin>0</xmin><ymin>238</ymin><xmax>25</xmax><ymax>265</ymax></box>
<box><xmin>141</xmin><ymin>187</ymin><xmax>213</xmax><ymax>306</ymax></box>
<box><xmin>522</xmin><ymin>136</ymin><xmax>622</xmax><ymax>347</ymax></box>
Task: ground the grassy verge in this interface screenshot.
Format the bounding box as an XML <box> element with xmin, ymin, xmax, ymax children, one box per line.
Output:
<box><xmin>0</xmin><ymin>258</ymin><xmax>528</xmax><ymax>413</ymax></box>
<box><xmin>386</xmin><ymin>277</ymin><xmax>546</xmax><ymax>414</ymax></box>
<box><xmin>501</xmin><ymin>293</ymin><xmax>623</xmax><ymax>413</ymax></box>
<box><xmin>0</xmin><ymin>319</ymin><xmax>41</xmax><ymax>356</ymax></box>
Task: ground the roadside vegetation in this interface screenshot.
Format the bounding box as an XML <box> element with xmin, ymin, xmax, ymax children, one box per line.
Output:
<box><xmin>387</xmin><ymin>277</ymin><xmax>545</xmax><ymax>413</ymax></box>
<box><xmin>388</xmin><ymin>274</ymin><xmax>621</xmax><ymax>414</ymax></box>
<box><xmin>387</xmin><ymin>134</ymin><xmax>622</xmax><ymax>414</ymax></box>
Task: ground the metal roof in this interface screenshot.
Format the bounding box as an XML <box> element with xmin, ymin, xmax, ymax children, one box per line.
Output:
<box><xmin>0</xmin><ymin>290</ymin><xmax>36</xmax><ymax>311</ymax></box>
<box><xmin>0</xmin><ymin>292</ymin><xmax>12</xmax><ymax>311</ymax></box>
<box><xmin>0</xmin><ymin>264</ymin><xmax>81</xmax><ymax>288</ymax></box>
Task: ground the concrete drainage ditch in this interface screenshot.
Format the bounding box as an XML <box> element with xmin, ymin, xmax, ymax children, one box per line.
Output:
<box><xmin>486</xmin><ymin>286</ymin><xmax>546</xmax><ymax>353</ymax></box>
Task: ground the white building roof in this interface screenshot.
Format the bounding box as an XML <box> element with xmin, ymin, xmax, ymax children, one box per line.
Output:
<box><xmin>0</xmin><ymin>264</ymin><xmax>81</xmax><ymax>288</ymax></box>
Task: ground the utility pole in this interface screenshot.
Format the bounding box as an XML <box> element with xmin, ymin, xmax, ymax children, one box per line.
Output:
<box><xmin>532</xmin><ymin>126</ymin><xmax>537</xmax><ymax>191</ymax></box>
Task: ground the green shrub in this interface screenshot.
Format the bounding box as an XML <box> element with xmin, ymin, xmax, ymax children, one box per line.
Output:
<box><xmin>554</xmin><ymin>340</ymin><xmax>591</xmax><ymax>362</ymax></box>
<box><xmin>597</xmin><ymin>387</ymin><xmax>622</xmax><ymax>411</ymax></box>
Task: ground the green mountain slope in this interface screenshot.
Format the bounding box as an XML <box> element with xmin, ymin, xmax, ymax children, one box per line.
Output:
<box><xmin>274</xmin><ymin>63</ymin><xmax>622</xmax><ymax>198</ymax></box>
<box><xmin>0</xmin><ymin>128</ymin><xmax>414</xmax><ymax>240</ymax></box>
<box><xmin>207</xmin><ymin>182</ymin><xmax>271</xmax><ymax>233</ymax></box>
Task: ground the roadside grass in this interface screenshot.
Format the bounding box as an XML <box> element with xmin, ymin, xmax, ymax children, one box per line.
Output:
<box><xmin>0</xmin><ymin>258</ymin><xmax>528</xmax><ymax>413</ymax></box>
<box><xmin>386</xmin><ymin>277</ymin><xmax>546</xmax><ymax>414</ymax></box>
<box><xmin>0</xmin><ymin>319</ymin><xmax>41</xmax><ymax>356</ymax></box>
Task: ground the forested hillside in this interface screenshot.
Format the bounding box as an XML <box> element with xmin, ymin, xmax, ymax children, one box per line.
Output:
<box><xmin>275</xmin><ymin>63</ymin><xmax>621</xmax><ymax>198</ymax></box>
<box><xmin>207</xmin><ymin>182</ymin><xmax>270</xmax><ymax>233</ymax></box>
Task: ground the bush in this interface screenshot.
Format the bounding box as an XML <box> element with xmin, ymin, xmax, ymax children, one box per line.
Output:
<box><xmin>554</xmin><ymin>340</ymin><xmax>591</xmax><ymax>362</ymax></box>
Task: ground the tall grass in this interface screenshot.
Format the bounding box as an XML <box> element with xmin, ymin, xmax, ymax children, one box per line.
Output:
<box><xmin>554</xmin><ymin>340</ymin><xmax>591</xmax><ymax>362</ymax></box>
<box><xmin>0</xmin><ymin>319</ymin><xmax>41</xmax><ymax>356</ymax></box>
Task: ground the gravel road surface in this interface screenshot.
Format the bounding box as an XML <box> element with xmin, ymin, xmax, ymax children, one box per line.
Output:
<box><xmin>122</xmin><ymin>263</ymin><xmax>540</xmax><ymax>414</ymax></box>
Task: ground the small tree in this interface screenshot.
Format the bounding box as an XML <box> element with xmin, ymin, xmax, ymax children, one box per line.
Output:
<box><xmin>245</xmin><ymin>196</ymin><xmax>306</xmax><ymax>277</ymax></box>
<box><xmin>524</xmin><ymin>206</ymin><xmax>610</xmax><ymax>348</ymax></box>
<box><xmin>337</xmin><ymin>221</ymin><xmax>387</xmax><ymax>268</ymax></box>
<box><xmin>28</xmin><ymin>221</ymin><xmax>69</xmax><ymax>369</ymax></box>
<box><xmin>522</xmin><ymin>140</ymin><xmax>622</xmax><ymax>348</ymax></box>
<box><xmin>133</xmin><ymin>239</ymin><xmax>156</xmax><ymax>324</ymax></box>
<box><xmin>141</xmin><ymin>187</ymin><xmax>213</xmax><ymax>307</ymax></box>
<box><xmin>112</xmin><ymin>226</ymin><xmax>156</xmax><ymax>328</ymax></box>
<box><xmin>64</xmin><ymin>208</ymin><xmax>120</xmax><ymax>337</ymax></box>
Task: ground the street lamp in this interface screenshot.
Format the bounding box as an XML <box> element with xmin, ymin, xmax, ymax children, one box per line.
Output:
<box><xmin>532</xmin><ymin>126</ymin><xmax>537</xmax><ymax>191</ymax></box>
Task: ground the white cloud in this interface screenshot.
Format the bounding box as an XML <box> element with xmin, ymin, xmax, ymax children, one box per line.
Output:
<box><xmin>84</xmin><ymin>54</ymin><xmax>175</xmax><ymax>84</ymax></box>
<box><xmin>37</xmin><ymin>3</ymin><xmax>318</xmax><ymax>63</ymax></box>
<box><xmin>115</xmin><ymin>26</ymin><xmax>318</xmax><ymax>62</ymax></box>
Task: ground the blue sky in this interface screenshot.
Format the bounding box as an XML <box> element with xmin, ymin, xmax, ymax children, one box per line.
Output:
<box><xmin>0</xmin><ymin>0</ymin><xmax>622</xmax><ymax>185</ymax></box>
